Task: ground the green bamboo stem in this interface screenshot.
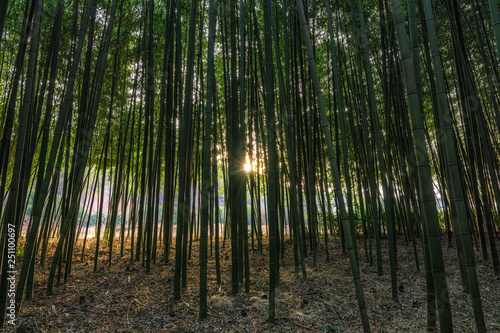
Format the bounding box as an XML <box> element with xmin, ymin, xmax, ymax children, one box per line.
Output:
<box><xmin>295</xmin><ymin>0</ymin><xmax>370</xmax><ymax>330</ymax></box>
<box><xmin>422</xmin><ymin>1</ymin><xmax>487</xmax><ymax>331</ymax></box>
<box><xmin>389</xmin><ymin>0</ymin><xmax>454</xmax><ymax>331</ymax></box>
<box><xmin>489</xmin><ymin>0</ymin><xmax>500</xmax><ymax>62</ymax></box>
<box><xmin>199</xmin><ymin>0</ymin><xmax>216</xmax><ymax>318</ymax></box>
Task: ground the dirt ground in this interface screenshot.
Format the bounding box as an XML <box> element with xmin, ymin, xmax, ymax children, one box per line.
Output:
<box><xmin>4</xmin><ymin>235</ymin><xmax>500</xmax><ymax>332</ymax></box>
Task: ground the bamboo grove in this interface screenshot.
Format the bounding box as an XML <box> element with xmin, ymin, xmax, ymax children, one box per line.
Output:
<box><xmin>0</xmin><ymin>0</ymin><xmax>500</xmax><ymax>331</ymax></box>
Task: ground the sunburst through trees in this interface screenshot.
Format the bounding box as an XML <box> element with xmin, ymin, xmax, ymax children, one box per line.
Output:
<box><xmin>1</xmin><ymin>0</ymin><xmax>500</xmax><ymax>331</ymax></box>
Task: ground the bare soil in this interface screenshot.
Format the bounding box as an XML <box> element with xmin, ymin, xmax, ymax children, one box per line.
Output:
<box><xmin>4</xmin><ymin>235</ymin><xmax>500</xmax><ymax>332</ymax></box>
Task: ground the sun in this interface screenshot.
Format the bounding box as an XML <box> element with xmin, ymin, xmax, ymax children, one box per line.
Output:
<box><xmin>244</xmin><ymin>161</ymin><xmax>252</xmax><ymax>172</ymax></box>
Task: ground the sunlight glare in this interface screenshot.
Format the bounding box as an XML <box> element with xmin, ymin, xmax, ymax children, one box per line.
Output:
<box><xmin>244</xmin><ymin>161</ymin><xmax>252</xmax><ymax>172</ymax></box>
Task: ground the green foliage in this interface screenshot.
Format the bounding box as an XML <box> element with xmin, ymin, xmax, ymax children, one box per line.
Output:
<box><xmin>17</xmin><ymin>241</ymin><xmax>25</xmax><ymax>258</ymax></box>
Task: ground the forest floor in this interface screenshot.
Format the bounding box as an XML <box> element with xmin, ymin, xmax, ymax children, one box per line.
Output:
<box><xmin>4</xmin><ymin>234</ymin><xmax>500</xmax><ymax>333</ymax></box>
